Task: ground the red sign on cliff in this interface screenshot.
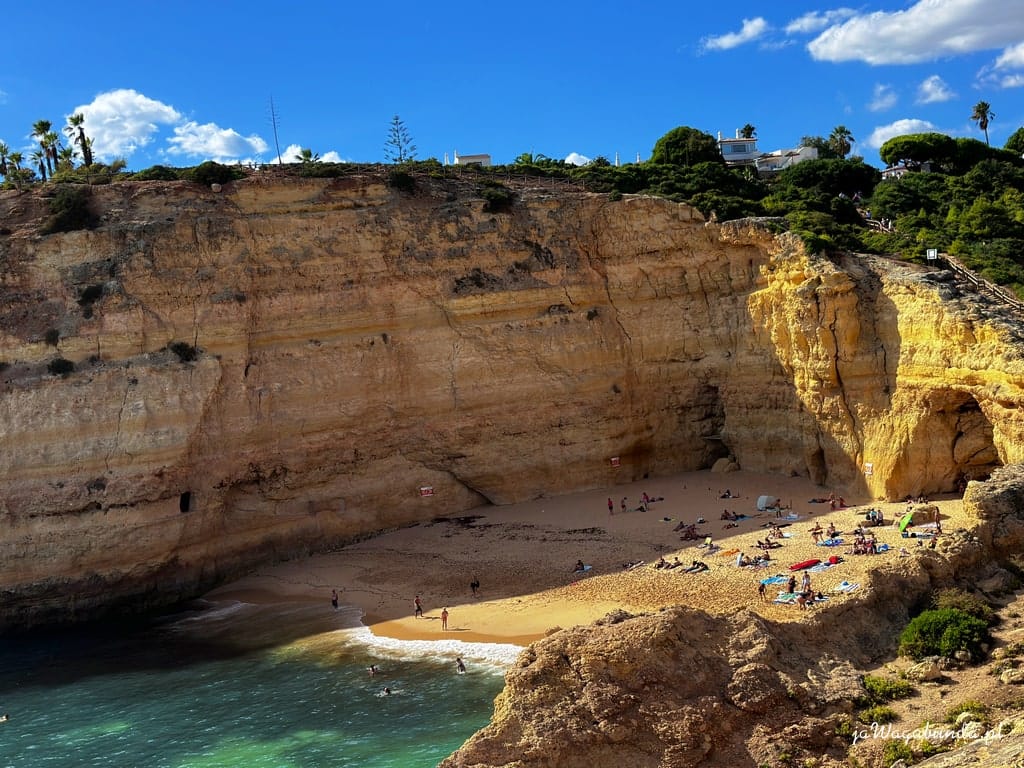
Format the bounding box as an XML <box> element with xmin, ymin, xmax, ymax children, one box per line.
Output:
<box><xmin>609</xmin><ymin>457</ymin><xmax>620</xmax><ymax>468</ymax></box>
<box><xmin>419</xmin><ymin>486</ymin><xmax>434</xmax><ymax>497</ymax></box>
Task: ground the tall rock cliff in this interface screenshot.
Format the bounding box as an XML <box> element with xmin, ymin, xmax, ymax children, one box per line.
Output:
<box><xmin>1</xmin><ymin>170</ymin><xmax>1023</xmax><ymax>626</ymax></box>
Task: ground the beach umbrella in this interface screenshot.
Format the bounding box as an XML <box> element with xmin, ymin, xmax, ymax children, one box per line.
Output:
<box><xmin>898</xmin><ymin>511</ymin><xmax>914</xmax><ymax>532</ymax></box>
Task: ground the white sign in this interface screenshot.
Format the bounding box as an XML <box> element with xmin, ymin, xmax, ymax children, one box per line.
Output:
<box><xmin>926</xmin><ymin>248</ymin><xmax>938</xmax><ymax>260</ymax></box>
<box><xmin>864</xmin><ymin>462</ymin><xmax>874</xmax><ymax>476</ymax></box>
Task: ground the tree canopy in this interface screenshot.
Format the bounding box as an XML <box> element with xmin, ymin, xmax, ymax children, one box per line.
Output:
<box><xmin>649</xmin><ymin>126</ymin><xmax>722</xmax><ymax>167</ymax></box>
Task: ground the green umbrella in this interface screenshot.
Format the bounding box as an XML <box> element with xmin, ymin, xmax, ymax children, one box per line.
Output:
<box><xmin>898</xmin><ymin>511</ymin><xmax>914</xmax><ymax>532</ymax></box>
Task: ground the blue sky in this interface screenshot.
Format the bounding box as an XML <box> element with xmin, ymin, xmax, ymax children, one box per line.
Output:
<box><xmin>2</xmin><ymin>0</ymin><xmax>1023</xmax><ymax>171</ymax></box>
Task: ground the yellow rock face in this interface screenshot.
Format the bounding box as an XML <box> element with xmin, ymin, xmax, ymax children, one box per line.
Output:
<box><xmin>1</xmin><ymin>172</ymin><xmax>1022</xmax><ymax>624</ymax></box>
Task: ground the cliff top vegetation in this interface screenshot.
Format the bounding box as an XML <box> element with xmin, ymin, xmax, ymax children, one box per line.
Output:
<box><xmin>5</xmin><ymin>122</ymin><xmax>1024</xmax><ymax>298</ymax></box>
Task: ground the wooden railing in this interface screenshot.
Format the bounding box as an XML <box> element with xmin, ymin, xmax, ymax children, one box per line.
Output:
<box><xmin>942</xmin><ymin>253</ymin><xmax>1024</xmax><ymax>312</ymax></box>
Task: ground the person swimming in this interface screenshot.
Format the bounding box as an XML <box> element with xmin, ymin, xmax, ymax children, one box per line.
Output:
<box><xmin>456</xmin><ymin>658</ymin><xmax>466</xmax><ymax>674</ymax></box>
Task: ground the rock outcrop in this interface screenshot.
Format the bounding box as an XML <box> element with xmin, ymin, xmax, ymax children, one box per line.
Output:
<box><xmin>442</xmin><ymin>467</ymin><xmax>1024</xmax><ymax>767</ymax></box>
<box><xmin>2</xmin><ymin>169</ymin><xmax>1024</xmax><ymax>626</ymax></box>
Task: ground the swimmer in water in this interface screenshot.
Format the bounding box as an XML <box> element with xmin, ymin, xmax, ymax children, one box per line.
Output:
<box><xmin>456</xmin><ymin>658</ymin><xmax>466</xmax><ymax>674</ymax></box>
<box><xmin>368</xmin><ymin>664</ymin><xmax>378</xmax><ymax>676</ymax></box>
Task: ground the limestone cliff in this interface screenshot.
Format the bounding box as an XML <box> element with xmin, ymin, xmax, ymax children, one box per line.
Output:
<box><xmin>1</xmin><ymin>169</ymin><xmax>1023</xmax><ymax>626</ymax></box>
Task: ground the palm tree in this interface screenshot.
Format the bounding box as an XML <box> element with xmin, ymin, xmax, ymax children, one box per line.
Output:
<box><xmin>971</xmin><ymin>101</ymin><xmax>994</xmax><ymax>146</ymax></box>
<box><xmin>294</xmin><ymin>147</ymin><xmax>320</xmax><ymax>163</ymax></box>
<box><xmin>829</xmin><ymin>125</ymin><xmax>855</xmax><ymax>158</ymax></box>
<box><xmin>32</xmin><ymin>119</ymin><xmax>54</xmax><ymax>176</ymax></box>
<box><xmin>57</xmin><ymin>145</ymin><xmax>78</xmax><ymax>171</ymax></box>
<box><xmin>65</xmin><ymin>113</ymin><xmax>93</xmax><ymax>166</ymax></box>
<box><xmin>43</xmin><ymin>131</ymin><xmax>61</xmax><ymax>173</ymax></box>
<box><xmin>739</xmin><ymin>124</ymin><xmax>757</xmax><ymax>139</ymax></box>
<box><xmin>0</xmin><ymin>141</ymin><xmax>9</xmax><ymax>177</ymax></box>
<box><xmin>30</xmin><ymin>149</ymin><xmax>46</xmax><ymax>181</ymax></box>
<box><xmin>8</xmin><ymin>151</ymin><xmax>24</xmax><ymax>188</ymax></box>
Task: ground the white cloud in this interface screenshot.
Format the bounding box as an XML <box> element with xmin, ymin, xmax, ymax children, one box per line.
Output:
<box><xmin>167</xmin><ymin>120</ymin><xmax>268</xmax><ymax>162</ymax></box>
<box><xmin>271</xmin><ymin>143</ymin><xmax>346</xmax><ymax>165</ymax></box>
<box><xmin>865</xmin><ymin>118</ymin><xmax>939</xmax><ymax>149</ymax></box>
<box><xmin>72</xmin><ymin>89</ymin><xmax>181</xmax><ymax>160</ymax></box>
<box><xmin>868</xmin><ymin>84</ymin><xmax>897</xmax><ymax>112</ymax></box>
<box><xmin>564</xmin><ymin>152</ymin><xmax>591</xmax><ymax>166</ymax></box>
<box><xmin>701</xmin><ymin>18</ymin><xmax>768</xmax><ymax>52</ymax></box>
<box><xmin>0</xmin><ymin>89</ymin><xmax>7</xmax><ymax>105</ymax></box>
<box><xmin>808</xmin><ymin>0</ymin><xmax>1024</xmax><ymax>65</ymax></box>
<box><xmin>998</xmin><ymin>73</ymin><xmax>1024</xmax><ymax>88</ymax></box>
<box><xmin>916</xmin><ymin>75</ymin><xmax>956</xmax><ymax>103</ymax></box>
<box><xmin>784</xmin><ymin>9</ymin><xmax>856</xmax><ymax>35</ymax></box>
<box><xmin>995</xmin><ymin>41</ymin><xmax>1024</xmax><ymax>69</ymax></box>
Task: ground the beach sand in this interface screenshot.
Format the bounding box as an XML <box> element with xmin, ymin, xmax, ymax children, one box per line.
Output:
<box><xmin>208</xmin><ymin>470</ymin><xmax>967</xmax><ymax>646</ymax></box>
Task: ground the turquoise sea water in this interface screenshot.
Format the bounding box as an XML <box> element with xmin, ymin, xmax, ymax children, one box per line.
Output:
<box><xmin>0</xmin><ymin>600</ymin><xmax>515</xmax><ymax>768</ymax></box>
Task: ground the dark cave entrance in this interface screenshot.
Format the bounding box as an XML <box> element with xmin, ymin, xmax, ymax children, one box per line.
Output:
<box><xmin>891</xmin><ymin>391</ymin><xmax>1001</xmax><ymax>497</ymax></box>
<box><xmin>693</xmin><ymin>384</ymin><xmax>731</xmax><ymax>468</ymax></box>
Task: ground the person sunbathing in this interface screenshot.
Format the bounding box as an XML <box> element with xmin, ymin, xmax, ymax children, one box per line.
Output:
<box><xmin>683</xmin><ymin>560</ymin><xmax>709</xmax><ymax>573</ymax></box>
<box><xmin>655</xmin><ymin>556</ymin><xmax>668</xmax><ymax>569</ymax></box>
<box><xmin>826</xmin><ymin>523</ymin><xmax>838</xmax><ymax>538</ymax></box>
<box><xmin>573</xmin><ymin>560</ymin><xmax>586</xmax><ymax>572</ymax></box>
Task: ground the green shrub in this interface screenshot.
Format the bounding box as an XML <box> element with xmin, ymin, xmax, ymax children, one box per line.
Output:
<box><xmin>47</xmin><ymin>357</ymin><xmax>74</xmax><ymax>377</ymax></box>
<box><xmin>40</xmin><ymin>185</ymin><xmax>96</xmax><ymax>234</ymax></box>
<box><xmin>857</xmin><ymin>704</ymin><xmax>897</xmax><ymax>724</ymax></box>
<box><xmin>933</xmin><ymin>588</ymin><xmax>996</xmax><ymax>623</ymax></box>
<box><xmin>387</xmin><ymin>169</ymin><xmax>416</xmax><ymax>193</ymax></box>
<box><xmin>132</xmin><ymin>165</ymin><xmax>181</xmax><ymax>181</ymax></box>
<box><xmin>862</xmin><ymin>674</ymin><xmax>915</xmax><ymax>702</ymax></box>
<box><xmin>944</xmin><ymin>700</ymin><xmax>988</xmax><ymax>724</ymax></box>
<box><xmin>480</xmin><ymin>182</ymin><xmax>514</xmax><ymax>212</ymax></box>
<box><xmin>880</xmin><ymin>740</ymin><xmax>913</xmax><ymax>765</ymax></box>
<box><xmin>608</xmin><ymin>189</ymin><xmax>623</xmax><ymax>202</ymax></box>
<box><xmin>186</xmin><ymin>161</ymin><xmax>243</xmax><ymax>186</ymax></box>
<box><xmin>898</xmin><ymin>608</ymin><xmax>990</xmax><ymax>661</ymax></box>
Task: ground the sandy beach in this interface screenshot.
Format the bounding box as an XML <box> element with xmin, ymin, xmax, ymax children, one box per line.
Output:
<box><xmin>208</xmin><ymin>470</ymin><xmax>967</xmax><ymax>646</ymax></box>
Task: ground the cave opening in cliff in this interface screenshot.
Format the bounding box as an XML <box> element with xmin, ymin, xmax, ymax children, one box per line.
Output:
<box><xmin>890</xmin><ymin>391</ymin><xmax>1001</xmax><ymax>498</ymax></box>
<box><xmin>179</xmin><ymin>491</ymin><xmax>192</xmax><ymax>513</ymax></box>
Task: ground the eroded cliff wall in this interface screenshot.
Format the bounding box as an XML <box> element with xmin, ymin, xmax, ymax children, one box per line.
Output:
<box><xmin>1</xmin><ymin>170</ymin><xmax>1023</xmax><ymax>625</ymax></box>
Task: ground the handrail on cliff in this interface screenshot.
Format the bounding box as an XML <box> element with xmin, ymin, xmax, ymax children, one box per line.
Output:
<box><xmin>943</xmin><ymin>252</ymin><xmax>1024</xmax><ymax>313</ymax></box>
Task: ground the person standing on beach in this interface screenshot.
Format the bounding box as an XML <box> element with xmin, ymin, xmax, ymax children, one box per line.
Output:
<box><xmin>470</xmin><ymin>578</ymin><xmax>480</xmax><ymax>597</ymax></box>
<box><xmin>331</xmin><ymin>589</ymin><xmax>339</xmax><ymax>610</ymax></box>
<box><xmin>441</xmin><ymin>607</ymin><xmax>449</xmax><ymax>630</ymax></box>
<box><xmin>757</xmin><ymin>582</ymin><xmax>767</xmax><ymax>602</ymax></box>
<box><xmin>608</xmin><ymin>497</ymin><xmax>614</xmax><ymax>515</ymax></box>
<box><xmin>414</xmin><ymin>595</ymin><xmax>423</xmax><ymax>618</ymax></box>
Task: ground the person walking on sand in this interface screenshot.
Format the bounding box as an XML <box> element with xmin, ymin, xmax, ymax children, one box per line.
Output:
<box><xmin>608</xmin><ymin>497</ymin><xmax>614</xmax><ymax>515</ymax></box>
<box><xmin>758</xmin><ymin>582</ymin><xmax>767</xmax><ymax>602</ymax></box>
<box><xmin>470</xmin><ymin>578</ymin><xmax>480</xmax><ymax>597</ymax></box>
<box><xmin>331</xmin><ymin>589</ymin><xmax>339</xmax><ymax>610</ymax></box>
<box><xmin>441</xmin><ymin>607</ymin><xmax>449</xmax><ymax>631</ymax></box>
<box><xmin>414</xmin><ymin>595</ymin><xmax>423</xmax><ymax>618</ymax></box>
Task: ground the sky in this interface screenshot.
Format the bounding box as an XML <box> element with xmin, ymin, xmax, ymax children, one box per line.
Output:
<box><xmin>1</xmin><ymin>0</ymin><xmax>1023</xmax><ymax>171</ymax></box>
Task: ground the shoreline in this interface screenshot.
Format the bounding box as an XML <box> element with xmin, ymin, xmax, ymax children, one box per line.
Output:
<box><xmin>208</xmin><ymin>469</ymin><xmax>968</xmax><ymax>648</ymax></box>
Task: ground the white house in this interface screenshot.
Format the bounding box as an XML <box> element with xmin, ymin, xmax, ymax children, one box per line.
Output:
<box><xmin>718</xmin><ymin>129</ymin><xmax>818</xmax><ymax>173</ymax></box>
<box><xmin>717</xmin><ymin>131</ymin><xmax>760</xmax><ymax>166</ymax></box>
<box><xmin>452</xmin><ymin>151</ymin><xmax>492</xmax><ymax>167</ymax></box>
<box><xmin>755</xmin><ymin>146</ymin><xmax>819</xmax><ymax>173</ymax></box>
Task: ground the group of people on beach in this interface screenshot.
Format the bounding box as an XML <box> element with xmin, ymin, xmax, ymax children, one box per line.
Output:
<box><xmin>608</xmin><ymin>492</ymin><xmax>665</xmax><ymax>515</ymax></box>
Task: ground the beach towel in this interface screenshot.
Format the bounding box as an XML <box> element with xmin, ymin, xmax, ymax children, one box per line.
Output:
<box><xmin>834</xmin><ymin>581</ymin><xmax>860</xmax><ymax>593</ymax></box>
<box><xmin>788</xmin><ymin>558</ymin><xmax>821</xmax><ymax>571</ymax></box>
<box><xmin>718</xmin><ymin>548</ymin><xmax>741</xmax><ymax>557</ymax></box>
<box><xmin>760</xmin><ymin>575</ymin><xmax>789</xmax><ymax>585</ymax></box>
<box><xmin>784</xmin><ymin>513</ymin><xmax>799</xmax><ymax>521</ymax></box>
<box><xmin>877</xmin><ymin>543</ymin><xmax>890</xmax><ymax>552</ymax></box>
<box><xmin>818</xmin><ymin>538</ymin><xmax>844</xmax><ymax>547</ymax></box>
<box><xmin>774</xmin><ymin>592</ymin><xmax>799</xmax><ymax>604</ymax></box>
<box><xmin>808</xmin><ymin>561</ymin><xmax>834</xmax><ymax>573</ymax></box>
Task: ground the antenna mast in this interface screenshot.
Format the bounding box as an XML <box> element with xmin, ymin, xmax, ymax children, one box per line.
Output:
<box><xmin>269</xmin><ymin>96</ymin><xmax>283</xmax><ymax>165</ymax></box>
